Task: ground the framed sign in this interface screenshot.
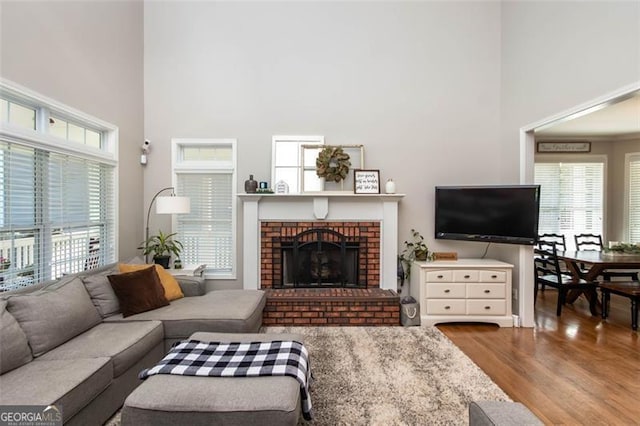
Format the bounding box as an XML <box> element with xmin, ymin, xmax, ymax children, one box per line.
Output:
<box><xmin>354</xmin><ymin>169</ymin><xmax>380</xmax><ymax>194</ymax></box>
<box><xmin>537</xmin><ymin>141</ymin><xmax>591</xmax><ymax>153</ymax></box>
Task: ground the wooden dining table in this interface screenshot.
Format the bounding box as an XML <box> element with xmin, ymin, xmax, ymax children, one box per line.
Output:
<box><xmin>556</xmin><ymin>250</ymin><xmax>640</xmax><ymax>315</ymax></box>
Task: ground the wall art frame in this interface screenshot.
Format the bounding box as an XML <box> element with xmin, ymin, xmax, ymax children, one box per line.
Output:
<box><xmin>354</xmin><ymin>169</ymin><xmax>380</xmax><ymax>194</ymax></box>
<box><xmin>536</xmin><ymin>141</ymin><xmax>591</xmax><ymax>153</ymax></box>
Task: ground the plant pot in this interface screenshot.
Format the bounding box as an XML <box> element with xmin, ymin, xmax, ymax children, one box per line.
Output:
<box><xmin>153</xmin><ymin>255</ymin><xmax>171</xmax><ymax>269</ymax></box>
<box><xmin>415</xmin><ymin>250</ymin><xmax>429</xmax><ymax>261</ymax></box>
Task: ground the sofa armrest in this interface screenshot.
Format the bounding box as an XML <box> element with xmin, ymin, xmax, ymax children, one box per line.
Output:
<box><xmin>175</xmin><ymin>276</ymin><xmax>206</xmax><ymax>297</ymax></box>
<box><xmin>469</xmin><ymin>401</ymin><xmax>543</xmax><ymax>426</ymax></box>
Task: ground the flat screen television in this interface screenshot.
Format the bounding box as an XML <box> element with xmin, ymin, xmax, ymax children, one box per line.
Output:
<box><xmin>434</xmin><ymin>185</ymin><xmax>541</xmax><ymax>245</ymax></box>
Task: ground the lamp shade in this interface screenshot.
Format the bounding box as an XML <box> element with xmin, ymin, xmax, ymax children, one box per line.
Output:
<box><xmin>155</xmin><ymin>196</ymin><xmax>190</xmax><ymax>215</ymax></box>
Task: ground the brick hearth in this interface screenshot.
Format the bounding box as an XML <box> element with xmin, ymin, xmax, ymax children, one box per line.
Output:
<box><xmin>263</xmin><ymin>288</ymin><xmax>400</xmax><ymax>326</ymax></box>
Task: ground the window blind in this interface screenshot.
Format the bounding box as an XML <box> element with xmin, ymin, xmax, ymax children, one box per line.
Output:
<box><xmin>535</xmin><ymin>161</ymin><xmax>604</xmax><ymax>251</ymax></box>
<box><xmin>176</xmin><ymin>173</ymin><xmax>233</xmax><ymax>273</ymax></box>
<box><xmin>0</xmin><ymin>139</ymin><xmax>115</xmax><ymax>288</ymax></box>
<box><xmin>629</xmin><ymin>154</ymin><xmax>640</xmax><ymax>243</ymax></box>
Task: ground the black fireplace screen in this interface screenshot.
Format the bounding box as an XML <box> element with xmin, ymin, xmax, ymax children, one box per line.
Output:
<box><xmin>276</xmin><ymin>228</ymin><xmax>366</xmax><ymax>288</ymax></box>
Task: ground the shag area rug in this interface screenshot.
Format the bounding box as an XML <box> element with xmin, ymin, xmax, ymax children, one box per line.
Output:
<box><xmin>269</xmin><ymin>326</ymin><xmax>510</xmax><ymax>425</ymax></box>
<box><xmin>106</xmin><ymin>326</ymin><xmax>509</xmax><ymax>426</ymax></box>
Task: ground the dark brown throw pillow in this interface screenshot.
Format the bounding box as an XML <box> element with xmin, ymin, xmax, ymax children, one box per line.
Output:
<box><xmin>107</xmin><ymin>266</ymin><xmax>169</xmax><ymax>318</ymax></box>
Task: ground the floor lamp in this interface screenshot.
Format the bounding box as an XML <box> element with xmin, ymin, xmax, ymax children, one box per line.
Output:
<box><xmin>145</xmin><ymin>187</ymin><xmax>191</xmax><ymax>263</ymax></box>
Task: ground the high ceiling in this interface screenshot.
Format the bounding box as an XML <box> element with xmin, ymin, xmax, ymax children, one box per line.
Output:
<box><xmin>536</xmin><ymin>91</ymin><xmax>640</xmax><ymax>138</ymax></box>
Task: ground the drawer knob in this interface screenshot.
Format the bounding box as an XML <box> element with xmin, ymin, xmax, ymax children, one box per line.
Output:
<box><xmin>484</xmin><ymin>306</ymin><xmax>491</xmax><ymax>310</ymax></box>
<box><xmin>444</xmin><ymin>289</ymin><xmax>450</xmax><ymax>293</ymax></box>
<box><xmin>491</xmin><ymin>275</ymin><xmax>498</xmax><ymax>279</ymax></box>
<box><xmin>464</xmin><ymin>275</ymin><xmax>471</xmax><ymax>279</ymax></box>
<box><xmin>437</xmin><ymin>275</ymin><xmax>444</xmax><ymax>279</ymax></box>
<box><xmin>445</xmin><ymin>306</ymin><xmax>451</xmax><ymax>310</ymax></box>
<box><xmin>484</xmin><ymin>289</ymin><xmax>490</xmax><ymax>294</ymax></box>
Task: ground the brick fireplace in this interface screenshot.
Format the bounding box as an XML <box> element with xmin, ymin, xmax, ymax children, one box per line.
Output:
<box><xmin>260</xmin><ymin>221</ymin><xmax>380</xmax><ymax>289</ymax></box>
<box><xmin>240</xmin><ymin>193</ymin><xmax>403</xmax><ymax>326</ymax></box>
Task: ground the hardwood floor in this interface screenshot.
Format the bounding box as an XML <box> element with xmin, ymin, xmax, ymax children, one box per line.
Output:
<box><xmin>439</xmin><ymin>289</ymin><xmax>640</xmax><ymax>425</ymax></box>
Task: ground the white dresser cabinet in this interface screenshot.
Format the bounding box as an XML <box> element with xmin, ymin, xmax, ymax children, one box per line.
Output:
<box><xmin>409</xmin><ymin>259</ymin><xmax>514</xmax><ymax>327</ymax></box>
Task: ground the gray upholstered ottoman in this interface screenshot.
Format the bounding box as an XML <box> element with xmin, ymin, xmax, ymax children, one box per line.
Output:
<box><xmin>121</xmin><ymin>332</ymin><xmax>304</xmax><ymax>426</ymax></box>
<box><xmin>469</xmin><ymin>401</ymin><xmax>543</xmax><ymax>426</ymax></box>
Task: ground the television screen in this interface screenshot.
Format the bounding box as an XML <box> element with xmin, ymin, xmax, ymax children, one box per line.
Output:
<box><xmin>435</xmin><ymin>185</ymin><xmax>541</xmax><ymax>245</ymax></box>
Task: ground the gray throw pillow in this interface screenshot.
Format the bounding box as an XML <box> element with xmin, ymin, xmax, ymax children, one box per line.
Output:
<box><xmin>81</xmin><ymin>268</ymin><xmax>121</xmax><ymax>318</ymax></box>
<box><xmin>0</xmin><ymin>300</ymin><xmax>33</xmax><ymax>374</ymax></box>
<box><xmin>7</xmin><ymin>277</ymin><xmax>102</xmax><ymax>357</ymax></box>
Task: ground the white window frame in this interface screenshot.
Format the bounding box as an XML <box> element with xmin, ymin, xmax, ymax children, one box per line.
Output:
<box><xmin>534</xmin><ymin>154</ymin><xmax>607</xmax><ymax>250</ymax></box>
<box><xmin>624</xmin><ymin>152</ymin><xmax>640</xmax><ymax>243</ymax></box>
<box><xmin>271</xmin><ymin>135</ymin><xmax>324</xmax><ymax>193</ymax></box>
<box><xmin>0</xmin><ymin>78</ymin><xmax>119</xmax><ymax>286</ymax></box>
<box><xmin>171</xmin><ymin>138</ymin><xmax>237</xmax><ymax>279</ymax></box>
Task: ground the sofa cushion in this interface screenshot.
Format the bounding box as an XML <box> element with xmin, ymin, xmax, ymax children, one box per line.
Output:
<box><xmin>80</xmin><ymin>266</ymin><xmax>121</xmax><ymax>318</ymax></box>
<box><xmin>0</xmin><ymin>300</ymin><xmax>32</xmax><ymax>374</ymax></box>
<box><xmin>469</xmin><ymin>401</ymin><xmax>543</xmax><ymax>426</ymax></box>
<box><xmin>0</xmin><ymin>357</ymin><xmax>112</xmax><ymax>422</ymax></box>
<box><xmin>108</xmin><ymin>266</ymin><xmax>170</xmax><ymax>317</ymax></box>
<box><xmin>40</xmin><ymin>321</ymin><xmax>163</xmax><ymax>377</ymax></box>
<box><xmin>6</xmin><ymin>277</ymin><xmax>102</xmax><ymax>357</ymax></box>
<box><xmin>119</xmin><ymin>263</ymin><xmax>184</xmax><ymax>301</ymax></box>
<box><xmin>105</xmin><ymin>290</ymin><xmax>266</xmax><ymax>338</ymax></box>
<box><xmin>175</xmin><ymin>275</ymin><xmax>206</xmax><ymax>297</ymax></box>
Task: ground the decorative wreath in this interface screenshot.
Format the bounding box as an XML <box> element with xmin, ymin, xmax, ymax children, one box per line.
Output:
<box><xmin>316</xmin><ymin>146</ymin><xmax>351</xmax><ymax>183</ymax></box>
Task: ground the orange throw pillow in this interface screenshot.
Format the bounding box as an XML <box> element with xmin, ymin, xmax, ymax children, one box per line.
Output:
<box><xmin>118</xmin><ymin>263</ymin><xmax>184</xmax><ymax>301</ymax></box>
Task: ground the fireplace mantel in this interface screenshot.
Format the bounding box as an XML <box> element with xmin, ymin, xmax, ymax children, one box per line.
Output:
<box><xmin>239</xmin><ymin>193</ymin><xmax>404</xmax><ymax>291</ymax></box>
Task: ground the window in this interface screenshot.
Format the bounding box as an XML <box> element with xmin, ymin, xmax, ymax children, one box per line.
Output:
<box><xmin>49</xmin><ymin>116</ymin><xmax>103</xmax><ymax>149</ymax></box>
<box><xmin>172</xmin><ymin>139</ymin><xmax>236</xmax><ymax>278</ymax></box>
<box><xmin>271</xmin><ymin>136</ymin><xmax>324</xmax><ymax>193</ymax></box>
<box><xmin>0</xmin><ymin>98</ymin><xmax>36</xmax><ymax>130</ymax></box>
<box><xmin>534</xmin><ymin>157</ymin><xmax>605</xmax><ymax>251</ymax></box>
<box><xmin>0</xmin><ymin>80</ymin><xmax>117</xmax><ymax>291</ymax></box>
<box><xmin>627</xmin><ymin>153</ymin><xmax>640</xmax><ymax>243</ymax></box>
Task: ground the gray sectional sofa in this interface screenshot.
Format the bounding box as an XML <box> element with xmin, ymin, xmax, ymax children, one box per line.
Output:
<box><xmin>0</xmin><ymin>262</ymin><xmax>266</xmax><ymax>425</ymax></box>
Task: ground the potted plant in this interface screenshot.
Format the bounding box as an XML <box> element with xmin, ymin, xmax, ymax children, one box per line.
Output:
<box><xmin>139</xmin><ymin>230</ymin><xmax>183</xmax><ymax>269</ymax></box>
<box><xmin>399</xmin><ymin>229</ymin><xmax>432</xmax><ymax>282</ymax></box>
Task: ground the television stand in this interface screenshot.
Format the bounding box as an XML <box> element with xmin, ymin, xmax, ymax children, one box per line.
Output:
<box><xmin>409</xmin><ymin>259</ymin><xmax>514</xmax><ymax>327</ymax></box>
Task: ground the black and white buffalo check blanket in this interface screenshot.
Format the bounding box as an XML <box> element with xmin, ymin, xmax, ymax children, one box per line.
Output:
<box><xmin>139</xmin><ymin>339</ymin><xmax>313</xmax><ymax>420</ymax></box>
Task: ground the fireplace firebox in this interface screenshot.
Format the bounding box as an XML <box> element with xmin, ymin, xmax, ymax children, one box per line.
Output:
<box><xmin>277</xmin><ymin>228</ymin><xmax>366</xmax><ymax>288</ymax></box>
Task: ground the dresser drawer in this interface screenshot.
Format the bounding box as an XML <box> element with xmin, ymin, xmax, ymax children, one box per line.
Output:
<box><xmin>425</xmin><ymin>270</ymin><xmax>453</xmax><ymax>282</ymax></box>
<box><xmin>479</xmin><ymin>270</ymin><xmax>507</xmax><ymax>283</ymax></box>
<box><xmin>426</xmin><ymin>299</ymin><xmax>466</xmax><ymax>315</ymax></box>
<box><xmin>466</xmin><ymin>283</ymin><xmax>506</xmax><ymax>299</ymax></box>
<box><xmin>467</xmin><ymin>300</ymin><xmax>506</xmax><ymax>315</ymax></box>
<box><xmin>426</xmin><ymin>283</ymin><xmax>466</xmax><ymax>298</ymax></box>
<box><xmin>453</xmin><ymin>270</ymin><xmax>479</xmax><ymax>282</ymax></box>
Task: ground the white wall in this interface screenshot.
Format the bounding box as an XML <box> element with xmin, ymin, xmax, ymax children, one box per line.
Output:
<box><xmin>144</xmin><ymin>1</ymin><xmax>503</xmax><ymax>289</ymax></box>
<box><xmin>3</xmin><ymin>0</ymin><xmax>636</xmax><ymax>309</ymax></box>
<box><xmin>0</xmin><ymin>0</ymin><xmax>145</xmax><ymax>260</ymax></box>
<box><xmin>500</xmin><ymin>0</ymin><xmax>640</xmax><ymax>319</ymax></box>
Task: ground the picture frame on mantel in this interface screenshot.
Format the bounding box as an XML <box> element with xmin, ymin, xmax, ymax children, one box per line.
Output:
<box><xmin>536</xmin><ymin>141</ymin><xmax>591</xmax><ymax>153</ymax></box>
<box><xmin>354</xmin><ymin>169</ymin><xmax>380</xmax><ymax>194</ymax></box>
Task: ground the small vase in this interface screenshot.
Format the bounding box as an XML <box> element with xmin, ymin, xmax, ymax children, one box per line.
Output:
<box><xmin>244</xmin><ymin>174</ymin><xmax>258</xmax><ymax>193</ymax></box>
<box><xmin>385</xmin><ymin>179</ymin><xmax>396</xmax><ymax>194</ymax></box>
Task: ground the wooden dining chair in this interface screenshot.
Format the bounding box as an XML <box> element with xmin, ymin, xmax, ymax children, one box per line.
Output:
<box><xmin>535</xmin><ymin>235</ymin><xmax>571</xmax><ymax>291</ymax></box>
<box><xmin>574</xmin><ymin>233</ymin><xmax>604</xmax><ymax>251</ymax></box>
<box><xmin>534</xmin><ymin>242</ymin><xmax>597</xmax><ymax>316</ymax></box>
<box><xmin>574</xmin><ymin>233</ymin><xmax>639</xmax><ymax>282</ymax></box>
<box><xmin>538</xmin><ymin>233</ymin><xmax>567</xmax><ymax>251</ymax></box>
